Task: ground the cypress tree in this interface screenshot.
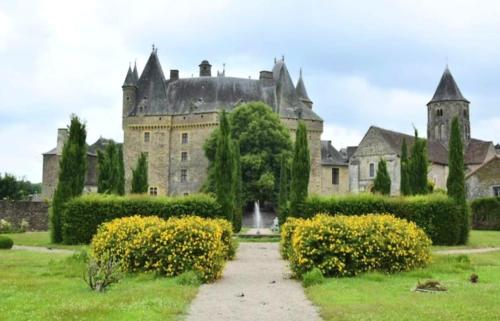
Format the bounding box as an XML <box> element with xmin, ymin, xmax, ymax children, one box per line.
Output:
<box><xmin>51</xmin><ymin>115</ymin><xmax>87</xmax><ymax>243</ymax></box>
<box><xmin>289</xmin><ymin>121</ymin><xmax>310</xmax><ymax>217</ymax></box>
<box><xmin>410</xmin><ymin>129</ymin><xmax>428</xmax><ymax>195</ymax></box>
<box><xmin>97</xmin><ymin>150</ymin><xmax>110</xmax><ymax>193</ymax></box>
<box><xmin>131</xmin><ymin>153</ymin><xmax>148</xmax><ymax>194</ymax></box>
<box><xmin>278</xmin><ymin>153</ymin><xmax>290</xmax><ymax>224</ymax></box>
<box><xmin>232</xmin><ymin>140</ymin><xmax>243</xmax><ymax>232</ymax></box>
<box><xmin>373</xmin><ymin>159</ymin><xmax>391</xmax><ymax>195</ymax></box>
<box><xmin>117</xmin><ymin>144</ymin><xmax>125</xmax><ymax>195</ymax></box>
<box><xmin>400</xmin><ymin>138</ymin><xmax>411</xmax><ymax>195</ymax></box>
<box><xmin>97</xmin><ymin>141</ymin><xmax>123</xmax><ymax>195</ymax></box>
<box><xmin>447</xmin><ymin>117</ymin><xmax>469</xmax><ymax>243</ymax></box>
<box><xmin>214</xmin><ymin>110</ymin><xmax>234</xmax><ymax>223</ymax></box>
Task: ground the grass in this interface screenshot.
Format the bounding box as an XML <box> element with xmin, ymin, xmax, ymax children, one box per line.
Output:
<box><xmin>0</xmin><ymin>249</ymin><xmax>198</xmax><ymax>321</ymax></box>
<box><xmin>0</xmin><ymin>231</ymin><xmax>87</xmax><ymax>251</ymax></box>
<box><xmin>306</xmin><ymin>252</ymin><xmax>500</xmax><ymax>321</ymax></box>
<box><xmin>432</xmin><ymin>230</ymin><xmax>500</xmax><ymax>250</ymax></box>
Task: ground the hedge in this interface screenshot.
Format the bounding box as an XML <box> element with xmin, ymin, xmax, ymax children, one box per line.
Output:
<box><xmin>0</xmin><ymin>236</ymin><xmax>14</xmax><ymax>249</ymax></box>
<box><xmin>471</xmin><ymin>197</ymin><xmax>500</xmax><ymax>230</ymax></box>
<box><xmin>302</xmin><ymin>194</ymin><xmax>467</xmax><ymax>245</ymax></box>
<box><xmin>61</xmin><ymin>193</ymin><xmax>222</xmax><ymax>244</ymax></box>
<box><xmin>281</xmin><ymin>214</ymin><xmax>431</xmax><ymax>277</ymax></box>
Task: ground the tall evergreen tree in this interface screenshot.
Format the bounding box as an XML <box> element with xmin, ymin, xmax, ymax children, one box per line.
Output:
<box><xmin>117</xmin><ymin>144</ymin><xmax>125</xmax><ymax>195</ymax></box>
<box><xmin>373</xmin><ymin>159</ymin><xmax>391</xmax><ymax>195</ymax></box>
<box><xmin>232</xmin><ymin>140</ymin><xmax>243</xmax><ymax>232</ymax></box>
<box><xmin>400</xmin><ymin>138</ymin><xmax>411</xmax><ymax>196</ymax></box>
<box><xmin>97</xmin><ymin>141</ymin><xmax>123</xmax><ymax>195</ymax></box>
<box><xmin>289</xmin><ymin>121</ymin><xmax>310</xmax><ymax>217</ymax></box>
<box><xmin>409</xmin><ymin>129</ymin><xmax>429</xmax><ymax>195</ymax></box>
<box><xmin>131</xmin><ymin>153</ymin><xmax>148</xmax><ymax>194</ymax></box>
<box><xmin>278</xmin><ymin>153</ymin><xmax>290</xmax><ymax>224</ymax></box>
<box><xmin>51</xmin><ymin>115</ymin><xmax>87</xmax><ymax>243</ymax></box>
<box><xmin>97</xmin><ymin>150</ymin><xmax>111</xmax><ymax>193</ymax></box>
<box><xmin>447</xmin><ymin>117</ymin><xmax>469</xmax><ymax>243</ymax></box>
<box><xmin>214</xmin><ymin>110</ymin><xmax>234</xmax><ymax>223</ymax></box>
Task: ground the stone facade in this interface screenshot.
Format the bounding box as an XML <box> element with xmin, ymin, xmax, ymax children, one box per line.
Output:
<box><xmin>0</xmin><ymin>200</ymin><xmax>49</xmax><ymax>231</ymax></box>
<box><xmin>321</xmin><ymin>165</ymin><xmax>349</xmax><ymax>195</ymax></box>
<box><xmin>466</xmin><ymin>156</ymin><xmax>500</xmax><ymax>199</ymax></box>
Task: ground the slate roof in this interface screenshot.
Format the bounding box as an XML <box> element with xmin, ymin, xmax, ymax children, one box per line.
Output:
<box><xmin>296</xmin><ymin>69</ymin><xmax>311</xmax><ymax>102</ymax></box>
<box><xmin>127</xmin><ymin>52</ymin><xmax>322</xmax><ymax>121</ymax></box>
<box><xmin>428</xmin><ymin>67</ymin><xmax>469</xmax><ymax>104</ymax></box>
<box><xmin>321</xmin><ymin>140</ymin><xmax>348</xmax><ymax>166</ymax></box>
<box><xmin>466</xmin><ymin>155</ymin><xmax>500</xmax><ymax>178</ymax></box>
<box><xmin>122</xmin><ymin>66</ymin><xmax>136</xmax><ymax>87</ymax></box>
<box><xmin>43</xmin><ymin>137</ymin><xmax>117</xmax><ymax>156</ymax></box>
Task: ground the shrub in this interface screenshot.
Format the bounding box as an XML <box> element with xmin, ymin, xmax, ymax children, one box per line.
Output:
<box><xmin>302</xmin><ymin>268</ymin><xmax>325</xmax><ymax>287</ymax></box>
<box><xmin>83</xmin><ymin>256</ymin><xmax>122</xmax><ymax>292</ymax></box>
<box><xmin>303</xmin><ymin>193</ymin><xmax>466</xmax><ymax>245</ymax></box>
<box><xmin>0</xmin><ymin>219</ymin><xmax>13</xmax><ymax>233</ymax></box>
<box><xmin>0</xmin><ymin>236</ymin><xmax>14</xmax><ymax>249</ymax></box>
<box><xmin>280</xmin><ymin>217</ymin><xmax>305</xmax><ymax>260</ymax></box>
<box><xmin>285</xmin><ymin>214</ymin><xmax>431</xmax><ymax>278</ymax></box>
<box><xmin>62</xmin><ymin>193</ymin><xmax>222</xmax><ymax>244</ymax></box>
<box><xmin>471</xmin><ymin>197</ymin><xmax>500</xmax><ymax>230</ymax></box>
<box><xmin>91</xmin><ymin>215</ymin><xmax>233</xmax><ymax>282</ymax></box>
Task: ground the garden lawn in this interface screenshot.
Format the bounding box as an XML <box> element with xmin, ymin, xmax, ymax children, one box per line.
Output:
<box><xmin>0</xmin><ymin>250</ymin><xmax>198</xmax><ymax>321</ymax></box>
<box><xmin>306</xmin><ymin>252</ymin><xmax>500</xmax><ymax>321</ymax></box>
<box><xmin>0</xmin><ymin>231</ymin><xmax>86</xmax><ymax>251</ymax></box>
<box><xmin>432</xmin><ymin>230</ymin><xmax>500</xmax><ymax>250</ymax></box>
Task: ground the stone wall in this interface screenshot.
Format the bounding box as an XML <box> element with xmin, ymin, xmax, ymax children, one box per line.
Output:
<box><xmin>320</xmin><ymin>165</ymin><xmax>349</xmax><ymax>195</ymax></box>
<box><xmin>466</xmin><ymin>157</ymin><xmax>500</xmax><ymax>199</ymax></box>
<box><xmin>0</xmin><ymin>200</ymin><xmax>49</xmax><ymax>231</ymax></box>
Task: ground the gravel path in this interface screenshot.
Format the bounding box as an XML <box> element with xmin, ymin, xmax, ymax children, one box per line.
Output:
<box><xmin>12</xmin><ymin>245</ymin><xmax>76</xmax><ymax>255</ymax></box>
<box><xmin>186</xmin><ymin>242</ymin><xmax>322</xmax><ymax>321</ymax></box>
<box><xmin>434</xmin><ymin>247</ymin><xmax>500</xmax><ymax>255</ymax></box>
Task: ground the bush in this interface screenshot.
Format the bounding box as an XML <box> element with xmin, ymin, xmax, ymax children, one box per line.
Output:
<box><xmin>471</xmin><ymin>197</ymin><xmax>500</xmax><ymax>230</ymax></box>
<box><xmin>91</xmin><ymin>215</ymin><xmax>233</xmax><ymax>282</ymax></box>
<box><xmin>280</xmin><ymin>217</ymin><xmax>304</xmax><ymax>260</ymax></box>
<box><xmin>83</xmin><ymin>256</ymin><xmax>122</xmax><ymax>292</ymax></box>
<box><xmin>0</xmin><ymin>236</ymin><xmax>14</xmax><ymax>249</ymax></box>
<box><xmin>0</xmin><ymin>219</ymin><xmax>13</xmax><ymax>233</ymax></box>
<box><xmin>302</xmin><ymin>268</ymin><xmax>325</xmax><ymax>287</ymax></box>
<box><xmin>282</xmin><ymin>214</ymin><xmax>431</xmax><ymax>278</ymax></box>
<box><xmin>62</xmin><ymin>193</ymin><xmax>222</xmax><ymax>244</ymax></box>
<box><xmin>303</xmin><ymin>194</ymin><xmax>466</xmax><ymax>245</ymax></box>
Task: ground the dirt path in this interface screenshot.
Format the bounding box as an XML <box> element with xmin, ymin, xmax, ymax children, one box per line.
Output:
<box><xmin>434</xmin><ymin>247</ymin><xmax>500</xmax><ymax>255</ymax></box>
<box><xmin>12</xmin><ymin>245</ymin><xmax>75</xmax><ymax>255</ymax></box>
<box><xmin>186</xmin><ymin>242</ymin><xmax>322</xmax><ymax>321</ymax></box>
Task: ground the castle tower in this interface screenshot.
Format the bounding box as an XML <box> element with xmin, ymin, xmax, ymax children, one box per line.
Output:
<box><xmin>296</xmin><ymin>69</ymin><xmax>313</xmax><ymax>109</ymax></box>
<box><xmin>199</xmin><ymin>60</ymin><xmax>212</xmax><ymax>77</ymax></box>
<box><xmin>427</xmin><ymin>66</ymin><xmax>470</xmax><ymax>147</ymax></box>
<box><xmin>122</xmin><ymin>64</ymin><xmax>137</xmax><ymax>128</ymax></box>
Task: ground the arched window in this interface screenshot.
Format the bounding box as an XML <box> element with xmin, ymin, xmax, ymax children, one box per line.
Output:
<box><xmin>369</xmin><ymin>163</ymin><xmax>375</xmax><ymax>178</ymax></box>
<box><xmin>440</xmin><ymin>124</ymin><xmax>446</xmax><ymax>140</ymax></box>
<box><xmin>435</xmin><ymin>125</ymin><xmax>439</xmax><ymax>139</ymax></box>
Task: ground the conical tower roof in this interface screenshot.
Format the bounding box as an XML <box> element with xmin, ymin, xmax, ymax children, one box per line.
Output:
<box><xmin>133</xmin><ymin>62</ymin><xmax>139</xmax><ymax>82</ymax></box>
<box><xmin>295</xmin><ymin>69</ymin><xmax>311</xmax><ymax>101</ymax></box>
<box><xmin>428</xmin><ymin>66</ymin><xmax>469</xmax><ymax>104</ymax></box>
<box><xmin>122</xmin><ymin>65</ymin><xmax>136</xmax><ymax>87</ymax></box>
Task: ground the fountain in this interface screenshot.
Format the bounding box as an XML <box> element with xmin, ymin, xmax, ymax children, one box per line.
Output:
<box><xmin>253</xmin><ymin>201</ymin><xmax>262</xmax><ymax>234</ymax></box>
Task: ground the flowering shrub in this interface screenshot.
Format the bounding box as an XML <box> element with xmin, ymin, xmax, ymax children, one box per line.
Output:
<box><xmin>280</xmin><ymin>217</ymin><xmax>304</xmax><ymax>260</ymax></box>
<box><xmin>91</xmin><ymin>215</ymin><xmax>234</xmax><ymax>282</ymax></box>
<box><xmin>282</xmin><ymin>214</ymin><xmax>431</xmax><ymax>277</ymax></box>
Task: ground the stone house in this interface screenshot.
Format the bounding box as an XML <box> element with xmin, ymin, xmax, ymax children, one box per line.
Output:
<box><xmin>466</xmin><ymin>155</ymin><xmax>500</xmax><ymax>199</ymax></box>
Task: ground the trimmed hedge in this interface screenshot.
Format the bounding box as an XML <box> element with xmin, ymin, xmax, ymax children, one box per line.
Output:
<box><xmin>303</xmin><ymin>194</ymin><xmax>467</xmax><ymax>245</ymax></box>
<box><xmin>0</xmin><ymin>236</ymin><xmax>14</xmax><ymax>249</ymax></box>
<box><xmin>62</xmin><ymin>193</ymin><xmax>222</xmax><ymax>244</ymax></box>
<box><xmin>91</xmin><ymin>215</ymin><xmax>234</xmax><ymax>282</ymax></box>
<box><xmin>471</xmin><ymin>197</ymin><xmax>500</xmax><ymax>230</ymax></box>
<box><xmin>282</xmin><ymin>214</ymin><xmax>432</xmax><ymax>277</ymax></box>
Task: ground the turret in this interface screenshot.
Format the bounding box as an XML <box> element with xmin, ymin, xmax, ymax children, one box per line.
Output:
<box><xmin>296</xmin><ymin>69</ymin><xmax>313</xmax><ymax>109</ymax></box>
<box><xmin>199</xmin><ymin>60</ymin><xmax>212</xmax><ymax>77</ymax></box>
<box><xmin>122</xmin><ymin>64</ymin><xmax>137</xmax><ymax>127</ymax></box>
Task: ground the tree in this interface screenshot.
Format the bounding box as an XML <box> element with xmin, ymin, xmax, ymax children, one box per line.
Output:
<box><xmin>289</xmin><ymin>121</ymin><xmax>310</xmax><ymax>217</ymax></box>
<box><xmin>131</xmin><ymin>153</ymin><xmax>148</xmax><ymax>194</ymax></box>
<box><xmin>400</xmin><ymin>138</ymin><xmax>411</xmax><ymax>196</ymax></box>
<box><xmin>97</xmin><ymin>141</ymin><xmax>124</xmax><ymax>195</ymax></box>
<box><xmin>117</xmin><ymin>144</ymin><xmax>125</xmax><ymax>195</ymax></box>
<box><xmin>51</xmin><ymin>115</ymin><xmax>87</xmax><ymax>243</ymax></box>
<box><xmin>214</xmin><ymin>110</ymin><xmax>234</xmax><ymax>223</ymax></box>
<box><xmin>447</xmin><ymin>117</ymin><xmax>469</xmax><ymax>243</ymax></box>
<box><xmin>278</xmin><ymin>153</ymin><xmax>290</xmax><ymax>224</ymax></box>
<box><xmin>203</xmin><ymin>102</ymin><xmax>292</xmax><ymax>205</ymax></box>
<box><xmin>232</xmin><ymin>140</ymin><xmax>243</xmax><ymax>232</ymax></box>
<box><xmin>409</xmin><ymin>129</ymin><xmax>428</xmax><ymax>195</ymax></box>
<box><xmin>0</xmin><ymin>174</ymin><xmax>41</xmax><ymax>200</ymax></box>
<box><xmin>373</xmin><ymin>159</ymin><xmax>391</xmax><ymax>195</ymax></box>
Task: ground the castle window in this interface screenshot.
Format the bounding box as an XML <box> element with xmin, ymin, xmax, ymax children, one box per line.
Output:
<box><xmin>369</xmin><ymin>163</ymin><xmax>375</xmax><ymax>178</ymax></box>
<box><xmin>126</xmin><ymin>97</ymin><xmax>130</xmax><ymax>101</ymax></box>
<box><xmin>437</xmin><ymin>109</ymin><xmax>443</xmax><ymax>117</ymax></box>
<box><xmin>181</xmin><ymin>133</ymin><xmax>188</xmax><ymax>144</ymax></box>
<box><xmin>464</xmin><ymin>110</ymin><xmax>468</xmax><ymax>117</ymax></box>
<box><xmin>149</xmin><ymin>187</ymin><xmax>158</xmax><ymax>196</ymax></box>
<box><xmin>181</xmin><ymin>151</ymin><xmax>188</xmax><ymax>162</ymax></box>
<box><xmin>144</xmin><ymin>132</ymin><xmax>150</xmax><ymax>143</ymax></box>
<box><xmin>440</xmin><ymin>124</ymin><xmax>446</xmax><ymax>140</ymax></box>
<box><xmin>332</xmin><ymin>168</ymin><xmax>339</xmax><ymax>185</ymax></box>
<box><xmin>435</xmin><ymin>126</ymin><xmax>439</xmax><ymax>139</ymax></box>
<box><xmin>181</xmin><ymin>169</ymin><xmax>188</xmax><ymax>182</ymax></box>
<box><xmin>493</xmin><ymin>186</ymin><xmax>500</xmax><ymax>197</ymax></box>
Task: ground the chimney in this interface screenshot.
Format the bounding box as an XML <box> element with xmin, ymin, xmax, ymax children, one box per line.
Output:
<box><xmin>199</xmin><ymin>60</ymin><xmax>212</xmax><ymax>77</ymax></box>
<box><xmin>56</xmin><ymin>128</ymin><xmax>69</xmax><ymax>155</ymax></box>
<box><xmin>170</xmin><ymin>69</ymin><xmax>179</xmax><ymax>80</ymax></box>
<box><xmin>259</xmin><ymin>70</ymin><xmax>274</xmax><ymax>86</ymax></box>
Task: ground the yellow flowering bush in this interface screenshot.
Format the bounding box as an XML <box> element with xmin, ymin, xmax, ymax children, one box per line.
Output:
<box><xmin>280</xmin><ymin>217</ymin><xmax>305</xmax><ymax>260</ymax></box>
<box><xmin>91</xmin><ymin>215</ymin><xmax>234</xmax><ymax>282</ymax></box>
<box><xmin>282</xmin><ymin>214</ymin><xmax>432</xmax><ymax>277</ymax></box>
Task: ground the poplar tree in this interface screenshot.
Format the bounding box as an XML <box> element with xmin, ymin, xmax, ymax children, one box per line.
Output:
<box><xmin>51</xmin><ymin>115</ymin><xmax>87</xmax><ymax>243</ymax></box>
<box><xmin>232</xmin><ymin>140</ymin><xmax>243</xmax><ymax>232</ymax></box>
<box><xmin>400</xmin><ymin>138</ymin><xmax>411</xmax><ymax>195</ymax></box>
<box><xmin>117</xmin><ymin>144</ymin><xmax>125</xmax><ymax>195</ymax></box>
<box><xmin>289</xmin><ymin>121</ymin><xmax>310</xmax><ymax>217</ymax></box>
<box><xmin>278</xmin><ymin>153</ymin><xmax>290</xmax><ymax>223</ymax></box>
<box><xmin>409</xmin><ymin>129</ymin><xmax>428</xmax><ymax>195</ymax></box>
<box><xmin>97</xmin><ymin>141</ymin><xmax>124</xmax><ymax>195</ymax></box>
<box><xmin>214</xmin><ymin>110</ymin><xmax>234</xmax><ymax>223</ymax></box>
<box><xmin>373</xmin><ymin>159</ymin><xmax>391</xmax><ymax>195</ymax></box>
<box><xmin>131</xmin><ymin>153</ymin><xmax>148</xmax><ymax>194</ymax></box>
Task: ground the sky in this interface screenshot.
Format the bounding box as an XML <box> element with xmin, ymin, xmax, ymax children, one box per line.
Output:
<box><xmin>1</xmin><ymin>0</ymin><xmax>500</xmax><ymax>182</ymax></box>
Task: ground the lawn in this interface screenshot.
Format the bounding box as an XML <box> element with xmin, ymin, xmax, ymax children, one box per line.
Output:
<box><xmin>306</xmin><ymin>252</ymin><xmax>500</xmax><ymax>321</ymax></box>
<box><xmin>1</xmin><ymin>231</ymin><xmax>86</xmax><ymax>251</ymax></box>
<box><xmin>0</xmin><ymin>250</ymin><xmax>198</xmax><ymax>321</ymax></box>
<box><xmin>432</xmin><ymin>230</ymin><xmax>500</xmax><ymax>250</ymax></box>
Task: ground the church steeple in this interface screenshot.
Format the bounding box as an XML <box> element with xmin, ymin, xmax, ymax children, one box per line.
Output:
<box><xmin>428</xmin><ymin>66</ymin><xmax>469</xmax><ymax>104</ymax></box>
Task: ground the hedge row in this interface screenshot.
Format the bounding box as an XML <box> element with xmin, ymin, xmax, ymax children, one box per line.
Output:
<box><xmin>61</xmin><ymin>193</ymin><xmax>222</xmax><ymax>244</ymax></box>
<box><xmin>302</xmin><ymin>194</ymin><xmax>468</xmax><ymax>245</ymax></box>
<box><xmin>471</xmin><ymin>197</ymin><xmax>500</xmax><ymax>230</ymax></box>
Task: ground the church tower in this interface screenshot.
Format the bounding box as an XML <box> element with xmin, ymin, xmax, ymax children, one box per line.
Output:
<box><xmin>427</xmin><ymin>66</ymin><xmax>470</xmax><ymax>148</ymax></box>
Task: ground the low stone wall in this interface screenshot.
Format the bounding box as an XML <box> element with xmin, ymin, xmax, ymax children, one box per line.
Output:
<box><xmin>0</xmin><ymin>200</ymin><xmax>49</xmax><ymax>231</ymax></box>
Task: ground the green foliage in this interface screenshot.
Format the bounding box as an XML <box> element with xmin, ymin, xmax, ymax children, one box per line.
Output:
<box><xmin>0</xmin><ymin>235</ymin><xmax>14</xmax><ymax>249</ymax></box>
<box><xmin>471</xmin><ymin>197</ymin><xmax>500</xmax><ymax>230</ymax></box>
<box><xmin>400</xmin><ymin>138</ymin><xmax>411</xmax><ymax>196</ymax></box>
<box><xmin>290</xmin><ymin>121</ymin><xmax>310</xmax><ymax>217</ymax></box>
<box><xmin>302</xmin><ymin>268</ymin><xmax>325</xmax><ymax>288</ymax></box>
<box><xmin>372</xmin><ymin>159</ymin><xmax>391</xmax><ymax>195</ymax></box>
<box><xmin>175</xmin><ymin>271</ymin><xmax>202</xmax><ymax>286</ymax></box>
<box><xmin>131</xmin><ymin>153</ymin><xmax>148</xmax><ymax>194</ymax></box>
<box><xmin>279</xmin><ymin>217</ymin><xmax>303</xmax><ymax>260</ymax></box>
<box><xmin>97</xmin><ymin>141</ymin><xmax>124</xmax><ymax>195</ymax></box>
<box><xmin>117</xmin><ymin>144</ymin><xmax>125</xmax><ymax>195</ymax></box>
<box><xmin>409</xmin><ymin>129</ymin><xmax>428</xmax><ymax>195</ymax></box>
<box><xmin>204</xmin><ymin>102</ymin><xmax>292</xmax><ymax>204</ymax></box>
<box><xmin>283</xmin><ymin>214</ymin><xmax>431</xmax><ymax>278</ymax></box>
<box><xmin>61</xmin><ymin>193</ymin><xmax>222</xmax><ymax>244</ymax></box>
<box><xmin>232</xmin><ymin>140</ymin><xmax>243</xmax><ymax>232</ymax></box>
<box><xmin>83</xmin><ymin>256</ymin><xmax>122</xmax><ymax>292</ymax></box>
<box><xmin>51</xmin><ymin>115</ymin><xmax>87</xmax><ymax>243</ymax></box>
<box><xmin>0</xmin><ymin>173</ymin><xmax>41</xmax><ymax>200</ymax></box>
<box><xmin>303</xmin><ymin>193</ymin><xmax>468</xmax><ymax>245</ymax></box>
<box><xmin>0</xmin><ymin>219</ymin><xmax>13</xmax><ymax>233</ymax></box>
<box><xmin>278</xmin><ymin>153</ymin><xmax>290</xmax><ymax>224</ymax></box>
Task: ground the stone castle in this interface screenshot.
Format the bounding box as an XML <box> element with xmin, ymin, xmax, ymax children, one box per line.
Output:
<box><xmin>42</xmin><ymin>49</ymin><xmax>499</xmax><ymax>200</ymax></box>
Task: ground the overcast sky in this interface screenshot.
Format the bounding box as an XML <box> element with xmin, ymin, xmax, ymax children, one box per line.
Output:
<box><xmin>1</xmin><ymin>0</ymin><xmax>500</xmax><ymax>182</ymax></box>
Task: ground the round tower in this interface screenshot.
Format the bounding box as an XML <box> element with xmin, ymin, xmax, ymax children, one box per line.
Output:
<box><xmin>122</xmin><ymin>64</ymin><xmax>138</xmax><ymax>129</ymax></box>
<box><xmin>199</xmin><ymin>60</ymin><xmax>212</xmax><ymax>77</ymax></box>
